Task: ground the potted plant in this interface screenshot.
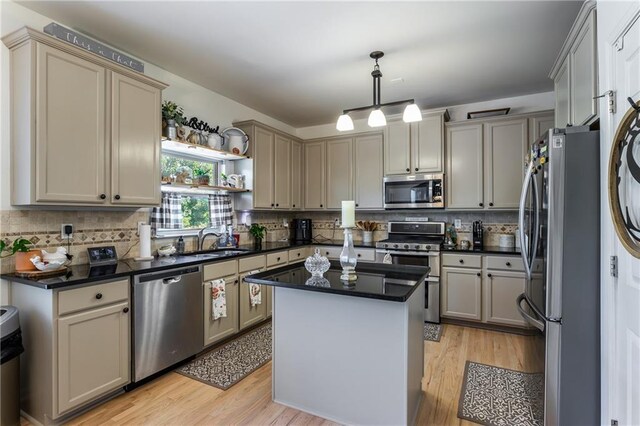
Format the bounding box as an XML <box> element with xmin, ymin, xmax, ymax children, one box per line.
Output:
<box><xmin>161</xmin><ymin>101</ymin><xmax>186</xmax><ymax>140</ymax></box>
<box><xmin>1</xmin><ymin>238</ymin><xmax>41</xmax><ymax>272</ymax></box>
<box><xmin>192</xmin><ymin>166</ymin><xmax>210</xmax><ymax>186</ymax></box>
<box><xmin>249</xmin><ymin>224</ymin><xmax>267</xmax><ymax>249</ymax></box>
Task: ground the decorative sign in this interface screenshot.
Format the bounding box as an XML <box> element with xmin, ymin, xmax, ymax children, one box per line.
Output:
<box><xmin>43</xmin><ymin>23</ymin><xmax>144</xmax><ymax>72</ymax></box>
<box><xmin>609</xmin><ymin>98</ymin><xmax>640</xmax><ymax>258</ymax></box>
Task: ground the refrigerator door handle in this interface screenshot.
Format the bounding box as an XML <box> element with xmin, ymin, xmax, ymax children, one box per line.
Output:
<box><xmin>530</xmin><ymin>170</ymin><xmax>540</xmax><ymax>269</ymax></box>
<box><xmin>516</xmin><ymin>293</ymin><xmax>545</xmax><ymax>331</ymax></box>
<box><xmin>518</xmin><ymin>162</ymin><xmax>534</xmax><ymax>278</ymax></box>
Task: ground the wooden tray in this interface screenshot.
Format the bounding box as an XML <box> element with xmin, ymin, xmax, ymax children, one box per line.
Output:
<box><xmin>14</xmin><ymin>267</ymin><xmax>68</xmax><ymax>279</ymax></box>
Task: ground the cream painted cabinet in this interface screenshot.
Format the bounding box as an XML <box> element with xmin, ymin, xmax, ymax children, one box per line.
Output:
<box><xmin>384</xmin><ymin>110</ymin><xmax>448</xmax><ymax>175</ymax></box>
<box><xmin>446</xmin><ymin>123</ymin><xmax>484</xmax><ymax>209</ymax></box>
<box><xmin>550</xmin><ymin>3</ymin><xmax>597</xmax><ymax>127</ymax></box>
<box><xmin>528</xmin><ymin>112</ymin><xmax>555</xmax><ymax>147</ymax></box>
<box><xmin>274</xmin><ymin>134</ymin><xmax>292</xmax><ymax>209</ymax></box>
<box><xmin>483</xmin><ymin>118</ymin><xmax>527</xmax><ymax>209</ymax></box>
<box><xmin>3</xmin><ymin>27</ymin><xmax>167</xmax><ymax>207</ymax></box>
<box><xmin>253</xmin><ymin>127</ymin><xmax>275</xmax><ymax>208</ymax></box>
<box><xmin>111</xmin><ymin>72</ymin><xmax>161</xmax><ymax>205</ymax></box>
<box><xmin>304</xmin><ymin>141</ymin><xmax>326</xmax><ymax>209</ymax></box>
<box><xmin>326</xmin><ymin>138</ymin><xmax>353</xmax><ymax>209</ymax></box>
<box><xmin>240</xmin><ymin>273</ymin><xmax>267</xmax><ymax>330</ymax></box>
<box><xmin>354</xmin><ymin>134</ymin><xmax>384</xmax><ymax>209</ymax></box>
<box><xmin>203</xmin><ymin>275</ymin><xmax>239</xmax><ymax>346</ymax></box>
<box><xmin>441</xmin><ymin>267</ymin><xmax>483</xmax><ymax>321</ymax></box>
<box><xmin>35</xmin><ymin>43</ymin><xmax>107</xmax><ymax>204</ymax></box>
<box><xmin>483</xmin><ymin>270</ymin><xmax>527</xmax><ymax>327</ymax></box>
<box><xmin>291</xmin><ymin>139</ymin><xmax>303</xmax><ymax>209</ymax></box>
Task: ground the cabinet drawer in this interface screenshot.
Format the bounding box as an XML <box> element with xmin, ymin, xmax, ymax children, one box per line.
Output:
<box><xmin>442</xmin><ymin>253</ymin><xmax>482</xmax><ymax>268</ymax></box>
<box><xmin>239</xmin><ymin>255</ymin><xmax>266</xmax><ymax>273</ymax></box>
<box><xmin>203</xmin><ymin>260</ymin><xmax>238</xmax><ymax>281</ymax></box>
<box><xmin>58</xmin><ymin>279</ymin><xmax>129</xmax><ymax>316</ymax></box>
<box><xmin>288</xmin><ymin>247</ymin><xmax>309</xmax><ymax>263</ymax></box>
<box><xmin>317</xmin><ymin>246</ymin><xmax>342</xmax><ymax>260</ymax></box>
<box><xmin>266</xmin><ymin>251</ymin><xmax>288</xmax><ymax>268</ymax></box>
<box><xmin>355</xmin><ymin>248</ymin><xmax>375</xmax><ymax>262</ymax></box>
<box><xmin>484</xmin><ymin>256</ymin><xmax>524</xmax><ymax>272</ymax></box>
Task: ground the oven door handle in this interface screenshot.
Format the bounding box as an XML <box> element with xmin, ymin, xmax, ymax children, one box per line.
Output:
<box><xmin>424</xmin><ymin>276</ymin><xmax>439</xmax><ymax>283</ymax></box>
<box><xmin>376</xmin><ymin>249</ymin><xmax>439</xmax><ymax>257</ymax></box>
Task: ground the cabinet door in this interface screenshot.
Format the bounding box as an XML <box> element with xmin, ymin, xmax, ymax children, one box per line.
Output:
<box><xmin>203</xmin><ymin>275</ymin><xmax>239</xmax><ymax>347</ymax></box>
<box><xmin>554</xmin><ymin>57</ymin><xmax>571</xmax><ymax>127</ymax></box>
<box><xmin>111</xmin><ymin>72</ymin><xmax>161</xmax><ymax>205</ymax></box>
<box><xmin>441</xmin><ymin>267</ymin><xmax>482</xmax><ymax>321</ymax></box>
<box><xmin>354</xmin><ymin>134</ymin><xmax>383</xmax><ymax>209</ymax></box>
<box><xmin>35</xmin><ymin>44</ymin><xmax>107</xmax><ymax>204</ymax></box>
<box><xmin>411</xmin><ymin>114</ymin><xmax>444</xmax><ymax>173</ymax></box>
<box><xmin>57</xmin><ymin>302</ymin><xmax>130</xmax><ymax>414</ymax></box>
<box><xmin>483</xmin><ymin>270</ymin><xmax>528</xmax><ymax>327</ymax></box>
<box><xmin>484</xmin><ymin>118</ymin><xmax>527</xmax><ymax>209</ymax></box>
<box><xmin>291</xmin><ymin>140</ymin><xmax>303</xmax><ymax>209</ymax></box>
<box><xmin>529</xmin><ymin>113</ymin><xmax>555</xmax><ymax>147</ymax></box>
<box><xmin>384</xmin><ymin>121</ymin><xmax>411</xmax><ymax>175</ymax></box>
<box><xmin>304</xmin><ymin>141</ymin><xmax>326</xmax><ymax>209</ymax></box>
<box><xmin>253</xmin><ymin>127</ymin><xmax>275</xmax><ymax>208</ymax></box>
<box><xmin>239</xmin><ymin>274</ymin><xmax>267</xmax><ymax>330</ymax></box>
<box><xmin>326</xmin><ymin>138</ymin><xmax>353</xmax><ymax>209</ymax></box>
<box><xmin>446</xmin><ymin>124</ymin><xmax>484</xmax><ymax>209</ymax></box>
<box><xmin>570</xmin><ymin>11</ymin><xmax>598</xmax><ymax>125</ymax></box>
<box><xmin>274</xmin><ymin>134</ymin><xmax>291</xmax><ymax>209</ymax></box>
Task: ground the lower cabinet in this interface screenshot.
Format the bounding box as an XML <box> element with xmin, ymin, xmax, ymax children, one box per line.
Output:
<box><xmin>203</xmin><ymin>274</ymin><xmax>239</xmax><ymax>347</ymax></box>
<box><xmin>240</xmin><ymin>272</ymin><xmax>267</xmax><ymax>330</ymax></box>
<box><xmin>441</xmin><ymin>267</ymin><xmax>483</xmax><ymax>321</ymax></box>
<box><xmin>483</xmin><ymin>270</ymin><xmax>527</xmax><ymax>327</ymax></box>
<box><xmin>316</xmin><ymin>245</ymin><xmax>375</xmax><ymax>261</ymax></box>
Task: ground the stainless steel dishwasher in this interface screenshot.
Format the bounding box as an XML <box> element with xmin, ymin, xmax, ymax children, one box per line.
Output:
<box><xmin>132</xmin><ymin>265</ymin><xmax>202</xmax><ymax>382</ymax></box>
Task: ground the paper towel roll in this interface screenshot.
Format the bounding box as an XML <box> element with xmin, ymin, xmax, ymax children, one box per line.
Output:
<box><xmin>139</xmin><ymin>224</ymin><xmax>152</xmax><ymax>258</ymax></box>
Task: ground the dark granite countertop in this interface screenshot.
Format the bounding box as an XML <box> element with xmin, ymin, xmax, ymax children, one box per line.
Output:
<box><xmin>245</xmin><ymin>261</ymin><xmax>429</xmax><ymax>302</ymax></box>
<box><xmin>441</xmin><ymin>245</ymin><xmax>522</xmax><ymax>255</ymax></box>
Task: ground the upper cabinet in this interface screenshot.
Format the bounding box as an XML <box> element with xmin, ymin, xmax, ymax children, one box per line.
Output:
<box><xmin>446</xmin><ymin>123</ymin><xmax>484</xmax><ymax>209</ymax></box>
<box><xmin>384</xmin><ymin>110</ymin><xmax>448</xmax><ymax>176</ymax></box>
<box><xmin>3</xmin><ymin>27</ymin><xmax>167</xmax><ymax>207</ymax></box>
<box><xmin>303</xmin><ymin>141</ymin><xmax>327</xmax><ymax>209</ymax></box>
<box><xmin>326</xmin><ymin>138</ymin><xmax>353</xmax><ymax>209</ymax></box>
<box><xmin>549</xmin><ymin>1</ymin><xmax>598</xmax><ymax>127</ymax></box>
<box><xmin>354</xmin><ymin>134</ymin><xmax>384</xmax><ymax>209</ymax></box>
<box><xmin>233</xmin><ymin>121</ymin><xmax>302</xmax><ymax>210</ymax></box>
<box><xmin>528</xmin><ymin>111</ymin><xmax>555</xmax><ymax>147</ymax></box>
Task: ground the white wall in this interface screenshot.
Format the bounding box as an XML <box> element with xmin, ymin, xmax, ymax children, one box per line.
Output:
<box><xmin>0</xmin><ymin>0</ymin><xmax>297</xmax><ymax>212</ymax></box>
<box><xmin>296</xmin><ymin>91</ymin><xmax>555</xmax><ymax>140</ymax></box>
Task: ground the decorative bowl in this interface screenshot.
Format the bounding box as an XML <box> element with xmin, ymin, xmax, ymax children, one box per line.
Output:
<box><xmin>30</xmin><ymin>256</ymin><xmax>66</xmax><ymax>272</ymax></box>
<box><xmin>158</xmin><ymin>245</ymin><xmax>176</xmax><ymax>257</ymax></box>
<box><xmin>304</xmin><ymin>248</ymin><xmax>330</xmax><ymax>277</ymax></box>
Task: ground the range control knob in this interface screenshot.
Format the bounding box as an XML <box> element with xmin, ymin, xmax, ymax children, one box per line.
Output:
<box><xmin>383</xmin><ymin>243</ymin><xmax>388</xmax><ymax>249</ymax></box>
<box><xmin>414</xmin><ymin>245</ymin><xmax>421</xmax><ymax>250</ymax></box>
<box><xmin>393</xmin><ymin>244</ymin><xmax>399</xmax><ymax>249</ymax></box>
<box><xmin>425</xmin><ymin>245</ymin><xmax>431</xmax><ymax>251</ymax></box>
<box><xmin>403</xmin><ymin>244</ymin><xmax>409</xmax><ymax>249</ymax></box>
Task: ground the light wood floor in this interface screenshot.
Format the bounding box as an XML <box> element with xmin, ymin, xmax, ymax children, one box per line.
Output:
<box><xmin>35</xmin><ymin>324</ymin><xmax>538</xmax><ymax>425</ymax></box>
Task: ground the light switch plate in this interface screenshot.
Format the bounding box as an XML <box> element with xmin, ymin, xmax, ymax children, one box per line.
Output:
<box><xmin>454</xmin><ymin>219</ymin><xmax>462</xmax><ymax>229</ymax></box>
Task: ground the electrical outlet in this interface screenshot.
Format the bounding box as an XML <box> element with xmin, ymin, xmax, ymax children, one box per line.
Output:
<box><xmin>334</xmin><ymin>217</ymin><xmax>341</xmax><ymax>227</ymax></box>
<box><xmin>282</xmin><ymin>218</ymin><xmax>289</xmax><ymax>228</ymax></box>
<box><xmin>137</xmin><ymin>221</ymin><xmax>146</xmax><ymax>235</ymax></box>
<box><xmin>61</xmin><ymin>223</ymin><xmax>73</xmax><ymax>239</ymax></box>
<box><xmin>454</xmin><ymin>219</ymin><xmax>462</xmax><ymax>229</ymax></box>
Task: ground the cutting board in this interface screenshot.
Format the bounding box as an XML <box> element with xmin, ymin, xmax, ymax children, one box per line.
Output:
<box><xmin>14</xmin><ymin>267</ymin><xmax>68</xmax><ymax>279</ymax></box>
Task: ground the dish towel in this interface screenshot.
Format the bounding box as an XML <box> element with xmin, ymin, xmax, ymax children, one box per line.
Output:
<box><xmin>248</xmin><ymin>269</ymin><xmax>262</xmax><ymax>307</ymax></box>
<box><xmin>210</xmin><ymin>279</ymin><xmax>227</xmax><ymax>320</ymax></box>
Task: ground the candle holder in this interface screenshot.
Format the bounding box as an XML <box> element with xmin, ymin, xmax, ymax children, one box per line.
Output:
<box><xmin>340</xmin><ymin>227</ymin><xmax>358</xmax><ymax>283</ymax></box>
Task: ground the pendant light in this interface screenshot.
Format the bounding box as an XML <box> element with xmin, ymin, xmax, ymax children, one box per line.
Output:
<box><xmin>337</xmin><ymin>51</ymin><xmax>421</xmax><ymax>131</ymax></box>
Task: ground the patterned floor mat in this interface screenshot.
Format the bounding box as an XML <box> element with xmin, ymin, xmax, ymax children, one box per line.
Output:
<box><xmin>424</xmin><ymin>322</ymin><xmax>443</xmax><ymax>342</ymax></box>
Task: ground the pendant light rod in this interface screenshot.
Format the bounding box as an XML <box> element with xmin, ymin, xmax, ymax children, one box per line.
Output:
<box><xmin>342</xmin><ymin>98</ymin><xmax>416</xmax><ymax>115</ymax></box>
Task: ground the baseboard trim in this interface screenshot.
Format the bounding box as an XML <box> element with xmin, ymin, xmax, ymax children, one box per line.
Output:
<box><xmin>441</xmin><ymin>318</ymin><xmax>537</xmax><ymax>335</ymax></box>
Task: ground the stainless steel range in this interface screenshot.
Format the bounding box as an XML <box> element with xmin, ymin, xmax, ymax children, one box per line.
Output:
<box><xmin>375</xmin><ymin>221</ymin><xmax>445</xmax><ymax>323</ymax></box>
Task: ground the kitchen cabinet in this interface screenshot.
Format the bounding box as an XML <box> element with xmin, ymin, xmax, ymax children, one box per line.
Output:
<box><xmin>274</xmin><ymin>134</ymin><xmax>292</xmax><ymax>209</ymax></box>
<box><xmin>239</xmin><ymin>272</ymin><xmax>267</xmax><ymax>330</ymax></box>
<box><xmin>483</xmin><ymin>118</ymin><xmax>527</xmax><ymax>209</ymax></box>
<box><xmin>528</xmin><ymin>112</ymin><xmax>555</xmax><ymax>147</ymax></box>
<box><xmin>441</xmin><ymin>267</ymin><xmax>483</xmax><ymax>321</ymax></box>
<box><xmin>354</xmin><ymin>134</ymin><xmax>384</xmax><ymax>209</ymax></box>
<box><xmin>550</xmin><ymin>2</ymin><xmax>598</xmax><ymax>127</ymax></box>
<box><xmin>203</xmin><ymin>260</ymin><xmax>239</xmax><ymax>347</ymax></box>
<box><xmin>384</xmin><ymin>110</ymin><xmax>448</xmax><ymax>175</ymax></box>
<box><xmin>2</xmin><ymin>27</ymin><xmax>167</xmax><ymax>207</ymax></box>
<box><xmin>326</xmin><ymin>138</ymin><xmax>353</xmax><ymax>209</ymax></box>
<box><xmin>9</xmin><ymin>277</ymin><xmax>131</xmax><ymax>424</ymax></box>
<box><xmin>483</xmin><ymin>270</ymin><xmax>527</xmax><ymax>327</ymax></box>
<box><xmin>316</xmin><ymin>246</ymin><xmax>375</xmax><ymax>261</ymax></box>
<box><xmin>291</xmin><ymin>140</ymin><xmax>303</xmax><ymax>209</ymax></box>
<box><xmin>446</xmin><ymin>123</ymin><xmax>484</xmax><ymax>209</ymax></box>
<box><xmin>304</xmin><ymin>141</ymin><xmax>326</xmax><ymax>209</ymax></box>
<box><xmin>253</xmin><ymin>127</ymin><xmax>275</xmax><ymax>208</ymax></box>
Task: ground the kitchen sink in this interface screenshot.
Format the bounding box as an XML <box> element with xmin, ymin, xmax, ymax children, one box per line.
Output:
<box><xmin>190</xmin><ymin>248</ymin><xmax>250</xmax><ymax>259</ymax></box>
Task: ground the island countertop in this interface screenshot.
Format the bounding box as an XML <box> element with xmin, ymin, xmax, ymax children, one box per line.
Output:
<box><xmin>244</xmin><ymin>261</ymin><xmax>430</xmax><ymax>302</ymax></box>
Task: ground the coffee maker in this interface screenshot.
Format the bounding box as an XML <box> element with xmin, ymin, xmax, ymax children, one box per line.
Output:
<box><xmin>472</xmin><ymin>220</ymin><xmax>484</xmax><ymax>249</ymax></box>
<box><xmin>291</xmin><ymin>219</ymin><xmax>312</xmax><ymax>243</ymax></box>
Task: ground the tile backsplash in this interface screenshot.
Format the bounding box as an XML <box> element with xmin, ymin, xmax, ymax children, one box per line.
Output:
<box><xmin>0</xmin><ymin>208</ymin><xmax>517</xmax><ymax>273</ymax></box>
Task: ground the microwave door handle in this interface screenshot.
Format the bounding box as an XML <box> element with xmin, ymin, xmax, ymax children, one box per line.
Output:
<box><xmin>516</xmin><ymin>293</ymin><xmax>545</xmax><ymax>331</ymax></box>
<box><xmin>519</xmin><ymin>162</ymin><xmax>534</xmax><ymax>278</ymax></box>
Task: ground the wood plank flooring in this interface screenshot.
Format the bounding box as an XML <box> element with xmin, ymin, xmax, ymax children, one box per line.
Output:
<box><xmin>33</xmin><ymin>324</ymin><xmax>539</xmax><ymax>425</ymax></box>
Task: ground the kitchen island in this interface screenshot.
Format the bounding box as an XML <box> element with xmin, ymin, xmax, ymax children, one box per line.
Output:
<box><xmin>245</xmin><ymin>261</ymin><xmax>429</xmax><ymax>425</ymax></box>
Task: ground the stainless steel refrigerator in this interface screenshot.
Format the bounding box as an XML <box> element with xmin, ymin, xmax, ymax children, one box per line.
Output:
<box><xmin>516</xmin><ymin>126</ymin><xmax>600</xmax><ymax>425</ymax></box>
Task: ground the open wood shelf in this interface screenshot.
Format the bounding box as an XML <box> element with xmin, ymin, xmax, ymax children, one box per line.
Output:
<box><xmin>161</xmin><ymin>182</ymin><xmax>250</xmax><ymax>195</ymax></box>
<box><xmin>161</xmin><ymin>138</ymin><xmax>250</xmax><ymax>161</ymax></box>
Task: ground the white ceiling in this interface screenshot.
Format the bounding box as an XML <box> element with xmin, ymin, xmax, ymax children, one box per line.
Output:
<box><xmin>19</xmin><ymin>1</ymin><xmax>582</xmax><ymax>127</ymax></box>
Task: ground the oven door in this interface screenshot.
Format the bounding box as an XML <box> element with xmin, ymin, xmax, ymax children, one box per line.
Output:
<box><xmin>383</xmin><ymin>174</ymin><xmax>444</xmax><ymax>209</ymax></box>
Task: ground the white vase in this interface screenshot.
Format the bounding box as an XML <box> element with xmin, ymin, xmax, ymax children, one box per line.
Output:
<box><xmin>362</xmin><ymin>231</ymin><xmax>373</xmax><ymax>244</ymax></box>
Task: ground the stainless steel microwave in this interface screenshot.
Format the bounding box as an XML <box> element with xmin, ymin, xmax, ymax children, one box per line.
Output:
<box><xmin>383</xmin><ymin>174</ymin><xmax>444</xmax><ymax>209</ymax></box>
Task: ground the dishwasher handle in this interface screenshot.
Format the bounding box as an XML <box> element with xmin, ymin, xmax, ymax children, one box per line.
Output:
<box><xmin>163</xmin><ymin>276</ymin><xmax>182</xmax><ymax>284</ymax></box>
<box><xmin>136</xmin><ymin>266</ymin><xmax>200</xmax><ymax>284</ymax></box>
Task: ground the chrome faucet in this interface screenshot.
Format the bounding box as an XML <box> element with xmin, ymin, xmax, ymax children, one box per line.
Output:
<box><xmin>197</xmin><ymin>227</ymin><xmax>221</xmax><ymax>251</ymax></box>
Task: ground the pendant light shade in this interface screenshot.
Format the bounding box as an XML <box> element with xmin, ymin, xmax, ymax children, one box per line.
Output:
<box><xmin>368</xmin><ymin>109</ymin><xmax>387</xmax><ymax>127</ymax></box>
<box><xmin>336</xmin><ymin>114</ymin><xmax>354</xmax><ymax>131</ymax></box>
<box><xmin>402</xmin><ymin>103</ymin><xmax>422</xmax><ymax>123</ymax></box>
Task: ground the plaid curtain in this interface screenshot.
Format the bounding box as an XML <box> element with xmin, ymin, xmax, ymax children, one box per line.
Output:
<box><xmin>209</xmin><ymin>194</ymin><xmax>233</xmax><ymax>227</ymax></box>
<box><xmin>150</xmin><ymin>192</ymin><xmax>183</xmax><ymax>234</ymax></box>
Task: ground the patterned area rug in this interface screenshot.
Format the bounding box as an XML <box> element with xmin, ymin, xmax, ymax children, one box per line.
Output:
<box><xmin>458</xmin><ymin>361</ymin><xmax>544</xmax><ymax>426</ymax></box>
<box><xmin>424</xmin><ymin>322</ymin><xmax>442</xmax><ymax>342</ymax></box>
<box><xmin>176</xmin><ymin>323</ymin><xmax>272</xmax><ymax>390</ymax></box>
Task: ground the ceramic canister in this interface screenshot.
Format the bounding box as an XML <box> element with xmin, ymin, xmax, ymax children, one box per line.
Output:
<box><xmin>499</xmin><ymin>234</ymin><xmax>515</xmax><ymax>248</ymax></box>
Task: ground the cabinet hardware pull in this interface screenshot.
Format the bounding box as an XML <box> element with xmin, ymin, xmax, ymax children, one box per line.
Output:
<box><xmin>276</xmin><ymin>203</ymin><xmax>279</xmax><ymax>207</ymax></box>
<box><xmin>415</xmin><ymin>168</ymin><xmax>418</xmax><ymax>171</ymax></box>
<box><xmin>114</xmin><ymin>195</ymin><xmax>121</xmax><ymax>200</ymax></box>
<box><xmin>123</xmin><ymin>307</ymin><xmax>129</xmax><ymax>313</ymax></box>
<box><xmin>459</xmin><ymin>259</ymin><xmax>464</xmax><ymax>264</ymax></box>
<box><xmin>355</xmin><ymin>203</ymin><xmax>359</xmax><ymax>207</ymax></box>
<box><xmin>100</xmin><ymin>194</ymin><xmax>106</xmax><ymax>200</ymax></box>
<box><xmin>476</xmin><ymin>273</ymin><xmax>481</xmax><ymax>277</ymax></box>
<box><xmin>479</xmin><ymin>202</ymin><xmax>483</xmax><ymax>207</ymax></box>
<box><xmin>293</xmin><ymin>204</ymin><xmax>296</xmax><ymax>207</ymax></box>
<box><xmin>489</xmin><ymin>202</ymin><xmax>494</xmax><ymax>207</ymax></box>
<box><xmin>506</xmin><ymin>262</ymin><xmax>511</xmax><ymax>266</ymax></box>
<box><xmin>95</xmin><ymin>293</ymin><xmax>103</xmax><ymax>299</ymax></box>
<box><xmin>320</xmin><ymin>204</ymin><xmax>323</xmax><ymax>208</ymax></box>
<box><xmin>271</xmin><ymin>203</ymin><xmax>274</xmax><ymax>207</ymax></box>
<box><xmin>406</xmin><ymin>168</ymin><xmax>410</xmax><ymax>172</ymax></box>
<box><xmin>487</xmin><ymin>273</ymin><xmax>492</xmax><ymax>278</ymax></box>
<box><xmin>357</xmin><ymin>254</ymin><xmax>361</xmax><ymax>257</ymax></box>
<box><xmin>277</xmin><ymin>257</ymin><xmax>280</xmax><ymax>261</ymax></box>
